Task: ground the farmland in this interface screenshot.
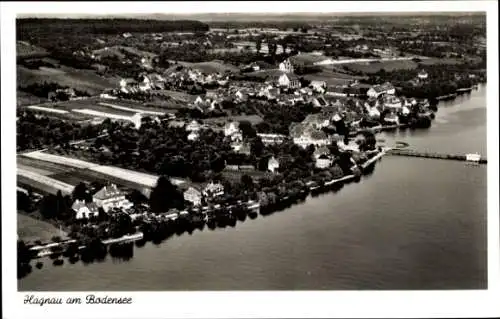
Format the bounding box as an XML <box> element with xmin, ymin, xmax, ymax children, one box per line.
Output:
<box><xmin>305</xmin><ymin>68</ymin><xmax>366</xmax><ymax>86</ymax></box>
<box><xmin>203</xmin><ymin>114</ymin><xmax>264</xmax><ymax>125</ymax></box>
<box><xmin>17</xmin><ymin>65</ymin><xmax>118</xmax><ymax>96</ymax></box>
<box><xmin>17</xmin><ymin>168</ymin><xmax>75</xmax><ymax>196</ymax></box>
<box><xmin>177</xmin><ymin>60</ymin><xmax>240</xmax><ymax>74</ymax></box>
<box><xmin>342</xmin><ymin>59</ymin><xmax>419</xmax><ymax>74</ymax></box>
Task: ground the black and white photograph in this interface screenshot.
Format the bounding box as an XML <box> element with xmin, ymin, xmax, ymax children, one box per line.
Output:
<box><xmin>2</xmin><ymin>1</ymin><xmax>499</xmax><ymax>318</ymax></box>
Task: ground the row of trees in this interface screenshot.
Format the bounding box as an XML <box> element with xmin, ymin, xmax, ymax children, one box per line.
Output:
<box><xmin>16</xmin><ymin>111</ymin><xmax>104</xmax><ymax>151</ymax></box>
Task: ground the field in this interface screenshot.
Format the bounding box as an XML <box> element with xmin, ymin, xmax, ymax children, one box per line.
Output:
<box><xmin>17</xmin><ymin>91</ymin><xmax>45</xmax><ymax>106</ymax></box>
<box><xmin>342</xmin><ymin>60</ymin><xmax>419</xmax><ymax>74</ymax></box>
<box><xmin>93</xmin><ymin>46</ymin><xmax>158</xmax><ymax>60</ymax></box>
<box><xmin>17</xmin><ymin>167</ymin><xmax>75</xmax><ymax>195</ymax></box>
<box><xmin>17</xmin><ymin>213</ymin><xmax>68</xmax><ymax>243</ymax></box>
<box><xmin>203</xmin><ymin>114</ymin><xmax>264</xmax><ymax>125</ymax></box>
<box><xmin>17</xmin><ymin>65</ymin><xmax>118</xmax><ymax>95</ymax></box>
<box><xmin>305</xmin><ymin>68</ymin><xmax>366</xmax><ymax>86</ymax></box>
<box><xmin>177</xmin><ymin>60</ymin><xmax>240</xmax><ymax>74</ymax></box>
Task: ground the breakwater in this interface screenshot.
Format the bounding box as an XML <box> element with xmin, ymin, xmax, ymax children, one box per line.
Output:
<box><xmin>387</xmin><ymin>149</ymin><xmax>487</xmax><ymax>164</ymax></box>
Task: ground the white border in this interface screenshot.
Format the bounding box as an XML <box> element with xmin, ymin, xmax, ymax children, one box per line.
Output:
<box><xmin>2</xmin><ymin>1</ymin><xmax>499</xmax><ymax>318</ymax></box>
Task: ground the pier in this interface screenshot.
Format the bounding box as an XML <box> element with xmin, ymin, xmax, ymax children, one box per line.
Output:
<box><xmin>387</xmin><ymin>149</ymin><xmax>487</xmax><ymax>164</ymax></box>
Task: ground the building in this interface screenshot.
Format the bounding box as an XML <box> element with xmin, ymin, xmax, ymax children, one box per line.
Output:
<box><xmin>278</xmin><ymin>73</ymin><xmax>301</xmax><ymax>89</ymax></box>
<box><xmin>313</xmin><ymin>146</ymin><xmax>331</xmax><ymax>160</ymax></box>
<box><xmin>310</xmin><ymin>80</ymin><xmax>327</xmax><ymax>93</ymax></box>
<box><xmin>302</xmin><ymin>113</ymin><xmax>331</xmax><ymax>129</ymax></box>
<box><xmin>326</xmin><ymin>86</ymin><xmax>348</xmax><ymax>97</ymax></box>
<box><xmin>418</xmin><ymin>70</ymin><xmax>429</xmax><ymax>80</ymax></box>
<box><xmin>384</xmin><ymin>95</ymin><xmax>403</xmax><ymax>110</ymax></box>
<box><xmin>267</xmin><ymin>156</ymin><xmax>280</xmax><ymax>173</ymax></box>
<box><xmin>290</xmin><ymin>123</ymin><xmax>330</xmax><ymax>149</ymax></box>
<box><xmin>185</xmin><ymin>120</ymin><xmax>201</xmax><ymax>132</ymax></box>
<box><xmin>315</xmin><ymin>154</ymin><xmax>333</xmax><ymax>169</ymax></box>
<box><xmin>187</xmin><ymin>131</ymin><xmax>199</xmax><ymax>141</ymax></box>
<box><xmin>279</xmin><ymin>58</ymin><xmax>295</xmax><ymax>73</ymax></box>
<box><xmin>367</xmin><ymin>82</ymin><xmax>396</xmax><ymax>98</ymax></box>
<box><xmin>119</xmin><ymin>78</ymin><xmax>139</xmax><ymax>93</ymax></box>
<box><xmin>184</xmin><ymin>187</ymin><xmax>202</xmax><ymax>206</ymax></box>
<box><xmin>466</xmin><ymin>153</ymin><xmax>481</xmax><ymax>162</ymax></box>
<box><xmin>308</xmin><ymin>96</ymin><xmax>329</xmax><ymax>107</ymax></box>
<box><xmin>202</xmin><ymin>182</ymin><xmax>225</xmax><ymax>198</ymax></box>
<box><xmin>224</xmin><ymin>121</ymin><xmax>241</xmax><ymax>137</ymax></box>
<box><xmin>72</xmin><ymin>199</ymin><xmax>99</xmax><ymax>220</ymax></box>
<box><xmin>93</xmin><ymin>184</ymin><xmax>133</xmax><ymax>213</ymax></box>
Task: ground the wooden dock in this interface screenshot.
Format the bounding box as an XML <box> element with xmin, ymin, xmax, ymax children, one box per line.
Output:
<box><xmin>387</xmin><ymin>149</ymin><xmax>487</xmax><ymax>164</ymax></box>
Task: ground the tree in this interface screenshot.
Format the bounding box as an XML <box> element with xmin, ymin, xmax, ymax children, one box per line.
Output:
<box><xmin>72</xmin><ymin>182</ymin><xmax>91</xmax><ymax>202</ymax></box>
<box><xmin>149</xmin><ymin>176</ymin><xmax>184</xmax><ymax>213</ymax></box>
<box><xmin>255</xmin><ymin>38</ymin><xmax>262</xmax><ymax>54</ymax></box>
<box><xmin>241</xmin><ymin>174</ymin><xmax>254</xmax><ymax>189</ymax></box>
<box><xmin>239</xmin><ymin>120</ymin><xmax>257</xmax><ymax>139</ymax></box>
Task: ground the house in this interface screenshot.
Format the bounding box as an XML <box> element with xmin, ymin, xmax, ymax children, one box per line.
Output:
<box><xmin>310</xmin><ymin>80</ymin><xmax>327</xmax><ymax>93</ymax></box>
<box><xmin>119</xmin><ymin>78</ymin><xmax>138</xmax><ymax>93</ymax></box>
<box><xmin>185</xmin><ymin>120</ymin><xmax>201</xmax><ymax>132</ymax></box>
<box><xmin>418</xmin><ymin>70</ymin><xmax>429</xmax><ymax>80</ymax></box>
<box><xmin>278</xmin><ymin>73</ymin><xmax>301</xmax><ymax>89</ymax></box>
<box><xmin>72</xmin><ymin>199</ymin><xmax>99</xmax><ymax>220</ymax></box>
<box><xmin>367</xmin><ymin>82</ymin><xmax>396</xmax><ymax>98</ymax></box>
<box><xmin>267</xmin><ymin>156</ymin><xmax>280</xmax><ymax>173</ymax></box>
<box><xmin>290</xmin><ymin>123</ymin><xmax>330</xmax><ymax>149</ymax></box>
<box><xmin>202</xmin><ymin>182</ymin><xmax>225</xmax><ymax>198</ymax></box>
<box><xmin>224</xmin><ymin>121</ymin><xmax>240</xmax><ymax>137</ymax></box>
<box><xmin>302</xmin><ymin>113</ymin><xmax>331</xmax><ymax>129</ymax></box>
<box><xmin>279</xmin><ymin>58</ymin><xmax>295</xmax><ymax>73</ymax></box>
<box><xmin>187</xmin><ymin>131</ymin><xmax>199</xmax><ymax>141</ymax></box>
<box><xmin>93</xmin><ymin>184</ymin><xmax>133</xmax><ymax>213</ymax></box>
<box><xmin>123</xmin><ymin>32</ymin><xmax>133</xmax><ymax>38</ymax></box>
<box><xmin>384</xmin><ymin>95</ymin><xmax>402</xmax><ymax>110</ymax></box>
<box><xmin>231</xmin><ymin>141</ymin><xmax>251</xmax><ymax>155</ymax></box>
<box><xmin>184</xmin><ymin>187</ymin><xmax>202</xmax><ymax>206</ymax></box>
<box><xmin>235</xmin><ymin>90</ymin><xmax>249</xmax><ymax>102</ymax></box>
<box><xmin>131</xmin><ymin>113</ymin><xmax>143</xmax><ymax>129</ymax></box>
<box><xmin>315</xmin><ymin>154</ymin><xmax>333</xmax><ymax>169</ymax></box>
<box><xmin>327</xmin><ymin>86</ymin><xmax>348</xmax><ymax>97</ymax></box>
<box><xmin>313</xmin><ymin>146</ymin><xmax>331</xmax><ymax>160</ymax></box>
<box><xmin>308</xmin><ymin>96</ymin><xmax>329</xmax><ymax>107</ymax></box>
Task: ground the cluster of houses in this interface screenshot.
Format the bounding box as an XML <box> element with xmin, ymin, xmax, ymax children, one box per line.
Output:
<box><xmin>71</xmin><ymin>183</ymin><xmax>133</xmax><ymax>220</ymax></box>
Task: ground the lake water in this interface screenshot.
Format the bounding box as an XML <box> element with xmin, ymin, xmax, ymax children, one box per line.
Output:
<box><xmin>19</xmin><ymin>85</ymin><xmax>487</xmax><ymax>291</ymax></box>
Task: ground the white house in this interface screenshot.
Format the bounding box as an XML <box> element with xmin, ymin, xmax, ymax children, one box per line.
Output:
<box><xmin>185</xmin><ymin>120</ymin><xmax>201</xmax><ymax>132</ymax></box>
<box><xmin>268</xmin><ymin>156</ymin><xmax>280</xmax><ymax>173</ymax></box>
<box><xmin>224</xmin><ymin>121</ymin><xmax>240</xmax><ymax>137</ymax></box>
<box><xmin>184</xmin><ymin>187</ymin><xmax>202</xmax><ymax>206</ymax></box>
<box><xmin>279</xmin><ymin>59</ymin><xmax>294</xmax><ymax>73</ymax></box>
<box><xmin>202</xmin><ymin>182</ymin><xmax>225</xmax><ymax>198</ymax></box>
<box><xmin>187</xmin><ymin>131</ymin><xmax>199</xmax><ymax>141</ymax></box>
<box><xmin>313</xmin><ymin>146</ymin><xmax>331</xmax><ymax>160</ymax></box>
<box><xmin>315</xmin><ymin>154</ymin><xmax>333</xmax><ymax>169</ymax></box>
<box><xmin>384</xmin><ymin>95</ymin><xmax>402</xmax><ymax>110</ymax></box>
<box><xmin>72</xmin><ymin>200</ymin><xmax>99</xmax><ymax>220</ymax></box>
<box><xmin>310</xmin><ymin>80</ymin><xmax>327</xmax><ymax>93</ymax></box>
<box><xmin>93</xmin><ymin>184</ymin><xmax>133</xmax><ymax>213</ymax></box>
<box><xmin>418</xmin><ymin>70</ymin><xmax>429</xmax><ymax>80</ymax></box>
<box><xmin>290</xmin><ymin>124</ymin><xmax>330</xmax><ymax>149</ymax></box>
<box><xmin>367</xmin><ymin>82</ymin><xmax>396</xmax><ymax>98</ymax></box>
<box><xmin>278</xmin><ymin>73</ymin><xmax>301</xmax><ymax>89</ymax></box>
<box><xmin>131</xmin><ymin>113</ymin><xmax>143</xmax><ymax>129</ymax></box>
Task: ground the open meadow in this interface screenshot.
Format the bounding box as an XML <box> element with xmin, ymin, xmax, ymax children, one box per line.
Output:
<box><xmin>17</xmin><ymin>213</ymin><xmax>68</xmax><ymax>243</ymax></box>
<box><xmin>17</xmin><ymin>65</ymin><xmax>118</xmax><ymax>95</ymax></box>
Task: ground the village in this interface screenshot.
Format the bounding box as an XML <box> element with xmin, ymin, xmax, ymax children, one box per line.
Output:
<box><xmin>16</xmin><ymin>15</ymin><xmax>486</xmax><ymax>276</ymax></box>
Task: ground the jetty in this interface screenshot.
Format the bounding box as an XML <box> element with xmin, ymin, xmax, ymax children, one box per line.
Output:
<box><xmin>387</xmin><ymin>149</ymin><xmax>487</xmax><ymax>164</ymax></box>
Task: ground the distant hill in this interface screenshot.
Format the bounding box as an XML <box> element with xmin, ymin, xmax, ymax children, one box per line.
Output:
<box><xmin>16</xmin><ymin>18</ymin><xmax>209</xmax><ymax>38</ymax></box>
